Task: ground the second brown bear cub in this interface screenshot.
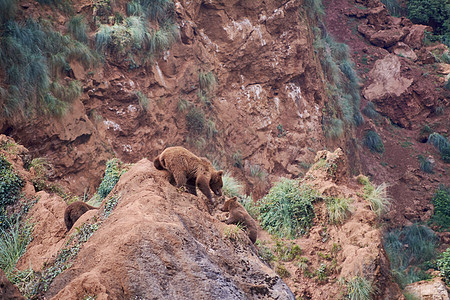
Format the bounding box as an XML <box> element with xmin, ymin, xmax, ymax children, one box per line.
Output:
<box><xmin>64</xmin><ymin>201</ymin><xmax>98</xmax><ymax>231</ymax></box>
<box><xmin>221</xmin><ymin>197</ymin><xmax>258</xmax><ymax>243</ymax></box>
<box><xmin>154</xmin><ymin>146</ymin><xmax>224</xmax><ymax>203</ymax></box>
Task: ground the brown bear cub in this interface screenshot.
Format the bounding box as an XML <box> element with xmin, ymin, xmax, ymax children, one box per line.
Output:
<box><xmin>64</xmin><ymin>201</ymin><xmax>98</xmax><ymax>231</ymax></box>
<box><xmin>221</xmin><ymin>197</ymin><xmax>258</xmax><ymax>243</ymax></box>
<box><xmin>154</xmin><ymin>146</ymin><xmax>224</xmax><ymax>204</ymax></box>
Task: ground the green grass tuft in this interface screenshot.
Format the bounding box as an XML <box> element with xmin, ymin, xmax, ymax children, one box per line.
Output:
<box><xmin>437</xmin><ymin>247</ymin><xmax>450</xmax><ymax>285</ymax></box>
<box><xmin>259</xmin><ymin>179</ymin><xmax>319</xmax><ymax>238</ymax></box>
<box><xmin>67</xmin><ymin>15</ymin><xmax>88</xmax><ymax>44</ymax></box>
<box><xmin>363</xmin><ymin>130</ymin><xmax>384</xmax><ymax>154</ymax></box>
<box><xmin>186</xmin><ymin>107</ymin><xmax>206</xmax><ymax>134</ymax></box>
<box><xmin>344</xmin><ymin>276</ymin><xmax>373</xmax><ymax>300</ymax></box>
<box><xmin>97</xmin><ymin>159</ymin><xmax>124</xmax><ymax>199</ymax></box>
<box><xmin>222</xmin><ymin>172</ymin><xmax>243</xmax><ymax>198</ymax></box>
<box><xmin>326</xmin><ymin>197</ymin><xmax>352</xmax><ymax>224</ymax></box>
<box><xmin>199</xmin><ymin>71</ymin><xmax>216</xmax><ymax>92</ymax></box>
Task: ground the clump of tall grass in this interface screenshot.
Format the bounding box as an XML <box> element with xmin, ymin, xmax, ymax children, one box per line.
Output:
<box><xmin>364</xmin><ymin>182</ymin><xmax>391</xmax><ymax>216</ymax></box>
<box><xmin>222</xmin><ymin>172</ymin><xmax>243</xmax><ymax>198</ymax></box>
<box><xmin>127</xmin><ymin>0</ymin><xmax>175</xmax><ymax>24</ymax></box>
<box><xmin>362</xmin><ymin>102</ymin><xmax>381</xmax><ymax>120</ymax></box>
<box><xmin>384</xmin><ymin>224</ymin><xmax>437</xmax><ymax>288</ymax></box>
<box><xmin>363</xmin><ymin>130</ymin><xmax>384</xmax><ymax>154</ymax></box>
<box><xmin>67</xmin><ymin>15</ymin><xmax>88</xmax><ymax>44</ymax></box>
<box><xmin>258</xmin><ymin>179</ymin><xmax>319</xmax><ymax>238</ymax></box>
<box><xmin>0</xmin><ymin>219</ymin><xmax>33</xmax><ymax>277</ymax></box>
<box><xmin>199</xmin><ymin>71</ymin><xmax>216</xmax><ymax>92</ymax></box>
<box><xmin>0</xmin><ymin>19</ymin><xmax>97</xmax><ymax>118</ymax></box>
<box><xmin>342</xmin><ymin>276</ymin><xmax>373</xmax><ymax>300</ymax></box>
<box><xmin>326</xmin><ymin>197</ymin><xmax>352</xmax><ymax>225</ymax></box>
<box><xmin>428</xmin><ymin>132</ymin><xmax>450</xmax><ymax>162</ymax></box>
<box><xmin>135</xmin><ymin>91</ymin><xmax>149</xmax><ymax>111</ymax></box>
<box><xmin>0</xmin><ymin>0</ymin><xmax>16</xmax><ymax>24</ymax></box>
<box><xmin>418</xmin><ymin>155</ymin><xmax>434</xmax><ymax>173</ymax></box>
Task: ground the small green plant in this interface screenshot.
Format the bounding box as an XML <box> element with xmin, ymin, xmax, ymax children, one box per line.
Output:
<box><xmin>344</xmin><ymin>276</ymin><xmax>373</xmax><ymax>300</ymax></box>
<box><xmin>418</xmin><ymin>155</ymin><xmax>434</xmax><ymax>173</ymax></box>
<box><xmin>232</xmin><ymin>151</ymin><xmax>243</xmax><ymax>168</ymax></box>
<box><xmin>135</xmin><ymin>91</ymin><xmax>149</xmax><ymax>111</ymax></box>
<box><xmin>222</xmin><ymin>172</ymin><xmax>243</xmax><ymax>198</ymax></box>
<box><xmin>249</xmin><ymin>164</ymin><xmax>268</xmax><ymax>180</ymax></box>
<box><xmin>198</xmin><ymin>71</ymin><xmax>216</xmax><ymax>92</ymax></box>
<box><xmin>223</xmin><ymin>224</ymin><xmax>243</xmax><ymax>243</ymax></box>
<box><xmin>275</xmin><ymin>263</ymin><xmax>291</xmax><ymax>278</ymax></box>
<box><xmin>363</xmin><ymin>130</ymin><xmax>384</xmax><ymax>154</ymax></box>
<box><xmin>259</xmin><ymin>179</ymin><xmax>319</xmax><ymax>238</ymax></box>
<box><xmin>206</xmin><ymin>119</ymin><xmax>218</xmax><ymax>139</ymax></box>
<box><xmin>277</xmin><ymin>124</ymin><xmax>287</xmax><ymax>137</ymax></box>
<box><xmin>430</xmin><ymin>185</ymin><xmax>450</xmax><ymax>229</ymax></box>
<box><xmin>326</xmin><ymin>197</ymin><xmax>352</xmax><ymax>224</ymax></box>
<box><xmin>255</xmin><ymin>240</ymin><xmax>275</xmax><ymax>265</ymax></box>
<box><xmin>273</xmin><ymin>239</ymin><xmax>302</xmax><ymax>262</ymax></box>
<box><xmin>316</xmin><ymin>263</ymin><xmax>328</xmax><ymax>281</ymax></box>
<box><xmin>436</xmin><ymin>247</ymin><xmax>450</xmax><ymax>285</ymax></box>
<box><xmin>177</xmin><ymin>98</ymin><xmax>190</xmax><ymax>112</ymax></box>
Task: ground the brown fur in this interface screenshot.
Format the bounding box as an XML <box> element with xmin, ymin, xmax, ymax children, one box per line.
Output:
<box><xmin>64</xmin><ymin>201</ymin><xmax>98</xmax><ymax>231</ymax></box>
<box><xmin>154</xmin><ymin>146</ymin><xmax>224</xmax><ymax>203</ymax></box>
<box><xmin>221</xmin><ymin>197</ymin><xmax>258</xmax><ymax>243</ymax></box>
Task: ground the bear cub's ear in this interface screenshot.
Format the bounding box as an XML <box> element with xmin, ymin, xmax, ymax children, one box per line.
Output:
<box><xmin>217</xmin><ymin>170</ymin><xmax>224</xmax><ymax>176</ymax></box>
<box><xmin>230</xmin><ymin>196</ymin><xmax>237</xmax><ymax>202</ymax></box>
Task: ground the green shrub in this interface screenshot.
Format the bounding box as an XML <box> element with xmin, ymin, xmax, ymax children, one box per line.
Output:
<box><xmin>273</xmin><ymin>239</ymin><xmax>302</xmax><ymax>262</ymax></box>
<box><xmin>326</xmin><ymin>197</ymin><xmax>352</xmax><ymax>224</ymax></box>
<box><xmin>344</xmin><ymin>276</ymin><xmax>373</xmax><ymax>300</ymax></box>
<box><xmin>135</xmin><ymin>91</ymin><xmax>149</xmax><ymax>111</ymax></box>
<box><xmin>430</xmin><ymin>185</ymin><xmax>450</xmax><ymax>229</ymax></box>
<box><xmin>232</xmin><ymin>151</ymin><xmax>243</xmax><ymax>168</ymax></box>
<box><xmin>97</xmin><ymin>158</ymin><xmax>123</xmax><ymax>199</ymax></box>
<box><xmin>67</xmin><ymin>15</ymin><xmax>88</xmax><ymax>44</ymax></box>
<box><xmin>364</xmin><ymin>130</ymin><xmax>384</xmax><ymax>154</ymax></box>
<box><xmin>206</xmin><ymin>119</ymin><xmax>218</xmax><ymax>139</ymax></box>
<box><xmin>0</xmin><ymin>154</ymin><xmax>24</xmax><ymax>206</ymax></box>
<box><xmin>323</xmin><ymin>117</ymin><xmax>344</xmax><ymax>139</ymax></box>
<box><xmin>259</xmin><ymin>179</ymin><xmax>318</xmax><ymax>238</ymax></box>
<box><xmin>408</xmin><ymin>0</ymin><xmax>449</xmax><ymax>35</ymax></box>
<box><xmin>437</xmin><ymin>247</ymin><xmax>450</xmax><ymax>285</ymax></box>
<box><xmin>384</xmin><ymin>224</ymin><xmax>437</xmax><ymax>288</ymax></box>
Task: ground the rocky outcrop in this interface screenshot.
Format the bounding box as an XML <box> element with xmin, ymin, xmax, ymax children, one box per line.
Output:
<box><xmin>0</xmin><ymin>269</ymin><xmax>25</xmax><ymax>300</ymax></box>
<box><xmin>404</xmin><ymin>277</ymin><xmax>449</xmax><ymax>300</ymax></box>
<box><xmin>18</xmin><ymin>159</ymin><xmax>294</xmax><ymax>299</ymax></box>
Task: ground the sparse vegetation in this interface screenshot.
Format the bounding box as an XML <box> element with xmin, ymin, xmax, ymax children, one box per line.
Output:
<box><xmin>326</xmin><ymin>197</ymin><xmax>352</xmax><ymax>224</ymax></box>
<box><xmin>430</xmin><ymin>185</ymin><xmax>450</xmax><ymax>230</ymax></box>
<box><xmin>186</xmin><ymin>106</ymin><xmax>206</xmax><ymax>134</ymax></box>
<box><xmin>362</xmin><ymin>102</ymin><xmax>381</xmax><ymax>120</ymax></box>
<box><xmin>232</xmin><ymin>151</ymin><xmax>243</xmax><ymax>169</ymax></box>
<box><xmin>357</xmin><ymin>175</ymin><xmax>390</xmax><ymax>216</ymax></box>
<box><xmin>256</xmin><ymin>240</ymin><xmax>275</xmax><ymax>265</ymax></box>
<box><xmin>363</xmin><ymin>130</ymin><xmax>384</xmax><ymax>154</ymax></box>
<box><xmin>437</xmin><ymin>247</ymin><xmax>450</xmax><ymax>285</ymax></box>
<box><xmin>381</xmin><ymin>0</ymin><xmax>407</xmax><ymax>17</ymax></box>
<box><xmin>95</xmin><ymin>159</ymin><xmax>125</xmax><ymax>202</ymax></box>
<box><xmin>384</xmin><ymin>224</ymin><xmax>437</xmax><ymax>288</ymax></box>
<box><xmin>239</xmin><ymin>195</ymin><xmax>259</xmax><ymax>220</ymax></box>
<box><xmin>223</xmin><ymin>224</ymin><xmax>243</xmax><ymax>243</ymax></box>
<box><xmin>275</xmin><ymin>263</ymin><xmax>291</xmax><ymax>278</ymax></box>
<box><xmin>273</xmin><ymin>239</ymin><xmax>302</xmax><ymax>262</ymax></box>
<box><xmin>249</xmin><ymin>164</ymin><xmax>268</xmax><ymax>180</ymax></box>
<box><xmin>259</xmin><ymin>179</ymin><xmax>319</xmax><ymax>238</ymax></box>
